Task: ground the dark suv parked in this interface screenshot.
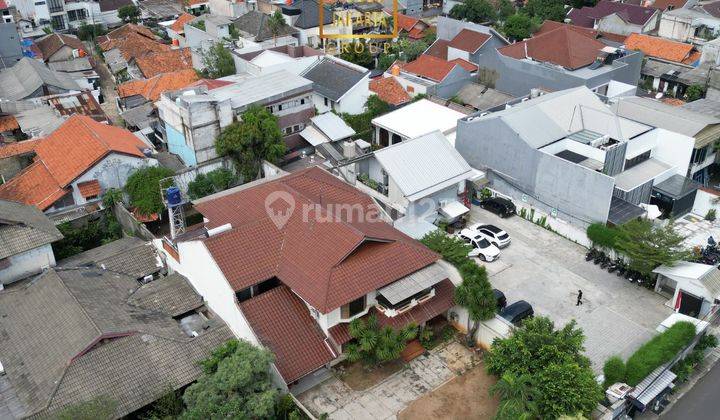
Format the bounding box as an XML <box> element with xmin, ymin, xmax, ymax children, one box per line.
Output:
<box><xmin>499</xmin><ymin>300</ymin><xmax>534</xmax><ymax>325</ymax></box>
<box><xmin>493</xmin><ymin>289</ymin><xmax>507</xmax><ymax>310</ymax></box>
<box><xmin>479</xmin><ymin>197</ymin><xmax>516</xmax><ymax>218</ymax></box>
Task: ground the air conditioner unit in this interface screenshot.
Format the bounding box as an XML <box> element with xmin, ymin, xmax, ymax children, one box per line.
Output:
<box><xmin>141</xmin><ymin>275</ymin><xmax>153</xmax><ymax>284</ymax></box>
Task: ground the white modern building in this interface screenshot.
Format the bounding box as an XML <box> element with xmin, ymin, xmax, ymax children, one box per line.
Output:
<box><xmin>372</xmin><ymin>99</ymin><xmax>467</xmax><ymax>147</ymax></box>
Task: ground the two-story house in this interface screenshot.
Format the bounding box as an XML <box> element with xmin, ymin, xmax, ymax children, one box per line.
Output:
<box><xmin>158</xmin><ymin>166</ymin><xmax>455</xmax><ymax>388</ymax></box>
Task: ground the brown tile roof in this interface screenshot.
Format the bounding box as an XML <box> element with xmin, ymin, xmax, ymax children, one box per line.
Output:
<box><xmin>624</xmin><ymin>33</ymin><xmax>698</xmax><ymax>64</ymax></box>
<box><xmin>117</xmin><ymin>69</ymin><xmax>199</xmax><ymax>101</ymax></box>
<box><xmin>498</xmin><ymin>25</ymin><xmax>605</xmax><ymax>70</ymax></box>
<box><xmin>99</xmin><ymin>32</ymin><xmax>169</xmax><ymax>62</ymax></box>
<box><xmin>171</xmin><ymin>13</ymin><xmax>195</xmax><ymax>33</ymax></box>
<box><xmin>328</xmin><ymin>278</ymin><xmax>455</xmax><ymax>345</ymax></box>
<box><xmin>396</xmin><ymin>12</ymin><xmax>420</xmax><ymax>31</ymax></box>
<box><xmin>35</xmin><ymin>33</ymin><xmax>86</xmax><ymax>61</ymax></box>
<box><xmin>0</xmin><ymin>138</ymin><xmax>41</xmax><ymax>159</ymax></box>
<box><xmin>239</xmin><ymin>286</ymin><xmax>336</xmax><ymax>383</ymax></box>
<box><xmin>408</xmin><ymin>26</ymin><xmax>425</xmax><ymax>39</ymax></box>
<box><xmin>402</xmin><ymin>54</ymin><xmax>458</xmax><ymax>82</ymax></box>
<box><xmin>0</xmin><ymin>115</ymin><xmax>19</xmax><ymax>131</ymax></box>
<box><xmin>133</xmin><ymin>48</ymin><xmax>193</xmax><ymax>78</ymax></box>
<box><xmin>45</xmin><ymin>92</ymin><xmax>109</xmax><ymax>123</ymax></box>
<box><xmin>187</xmin><ymin>78</ymin><xmax>235</xmax><ymax>90</ymax></box>
<box><xmin>77</xmin><ymin>179</ymin><xmax>101</xmax><ymax>198</ymax></box>
<box><xmin>0</xmin><ymin>116</ymin><xmax>148</xmax><ymax>209</ymax></box>
<box><xmin>424</xmin><ymin>39</ymin><xmax>450</xmax><ymax>60</ymax></box>
<box><xmin>536</xmin><ymin>19</ymin><xmax>599</xmax><ymax>38</ymax></box>
<box><xmin>651</xmin><ymin>0</ymin><xmax>687</xmax><ymax>10</ymax></box>
<box><xmin>448</xmin><ymin>29</ymin><xmax>491</xmax><ymax>53</ymax></box>
<box><xmin>662</xmin><ymin>97</ymin><xmax>686</xmax><ymax>106</ymax></box>
<box><xmin>370</xmin><ymin>76</ymin><xmax>411</xmax><ymax>105</ymax></box>
<box><xmin>195</xmin><ymin>167</ymin><xmax>439</xmax><ymax>313</ymax></box>
<box><xmin>102</xmin><ymin>23</ymin><xmax>156</xmax><ymax>42</ymax></box>
<box><xmin>450</xmin><ymin>58</ymin><xmax>478</xmax><ymax>72</ymax></box>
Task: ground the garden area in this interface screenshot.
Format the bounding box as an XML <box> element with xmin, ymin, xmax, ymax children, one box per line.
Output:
<box><xmin>52</xmin><ymin>212</ymin><xmax>122</xmax><ymax>260</ymax></box>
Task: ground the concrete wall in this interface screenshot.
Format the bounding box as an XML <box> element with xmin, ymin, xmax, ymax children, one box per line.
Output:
<box><xmin>0</xmin><ymin>23</ymin><xmax>23</xmax><ymax>69</ymax></box>
<box><xmin>112</xmin><ymin>203</ymin><xmax>156</xmax><ymax>241</ymax></box>
<box><xmin>430</xmin><ymin>65</ymin><xmax>473</xmax><ymax>99</ymax></box>
<box><xmin>0</xmin><ymin>244</ymin><xmax>55</xmax><ymax>285</ymax></box>
<box><xmin>596</xmin><ymin>14</ymin><xmax>645</xmax><ymax>36</ymax></box>
<box><xmin>692</xmin><ymin>188</ymin><xmax>720</xmax><ymax>217</ymax></box>
<box><xmin>334</xmin><ymin>74</ymin><xmax>370</xmax><ymax>115</ymax></box>
<box><xmin>69</xmin><ymin>153</ymin><xmax>156</xmax><ymax>207</ymax></box>
<box><xmin>167</xmin><ymin>123</ymin><xmax>197</xmax><ymax>166</ymax></box>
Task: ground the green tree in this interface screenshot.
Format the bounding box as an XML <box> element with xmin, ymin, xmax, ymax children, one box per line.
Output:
<box><xmin>140</xmin><ymin>387</ymin><xmax>184</xmax><ymax>420</ymax></box>
<box><xmin>340</xmin><ymin>43</ymin><xmax>374</xmax><ymax>69</ymax></box>
<box><xmin>200</xmin><ymin>42</ymin><xmax>236</xmax><ymax>78</ymax></box>
<box><xmin>187</xmin><ymin>168</ymin><xmax>237</xmax><ymax>200</ymax></box>
<box><xmin>215</xmin><ymin>105</ymin><xmax>285</xmax><ymax>181</ymax></box>
<box><xmin>449</xmin><ymin>0</ymin><xmax>497</xmax><ymax>23</ymax></box>
<box><xmin>497</xmin><ymin>0</ymin><xmax>517</xmax><ymax>20</ymax></box>
<box><xmin>124</xmin><ymin>166</ymin><xmax>175</xmax><ymax>217</ymax></box>
<box><xmin>182</xmin><ymin>340</ymin><xmax>279</xmax><ymax>419</ymax></box>
<box><xmin>503</xmin><ymin>14</ymin><xmax>533</xmax><ymax>41</ymax></box>
<box><xmin>523</xmin><ymin>0</ymin><xmax>566</xmax><ymax>22</ymax></box>
<box><xmin>455</xmin><ymin>261</ymin><xmax>497</xmax><ymax>333</ymax></box>
<box><xmin>102</xmin><ymin>187</ymin><xmax>123</xmax><ymax>208</ymax></box>
<box><xmin>602</xmin><ymin>355</ymin><xmax>626</xmax><ymax>389</ymax></box>
<box><xmin>117</xmin><ymin>5</ymin><xmax>140</xmax><ymax>23</ymax></box>
<box><xmin>376</xmin><ymin>54</ymin><xmax>397</xmax><ymax>71</ymax></box>
<box><xmin>267</xmin><ymin>10</ymin><xmax>287</xmax><ymax>46</ymax></box>
<box><xmin>533</xmin><ymin>362</ymin><xmax>603</xmax><ymax>418</ymax></box>
<box><xmin>56</xmin><ymin>396</ymin><xmax>118</xmax><ymax>420</ymax></box>
<box><xmin>615</xmin><ymin>219</ymin><xmax>691</xmax><ymax>275</ymax></box>
<box><xmin>490</xmin><ymin>373</ymin><xmax>539</xmax><ymax>420</ymax></box>
<box><xmin>345</xmin><ymin>314</ymin><xmax>417</xmax><ymax>364</ymax></box>
<box><xmin>77</xmin><ymin>23</ymin><xmax>106</xmax><ymax>41</ymax></box>
<box><xmin>404</xmin><ymin>40</ymin><xmax>429</xmax><ymax>61</ymax></box>
<box><xmin>685</xmin><ymin>84</ymin><xmax>705</xmax><ymax>101</ymax></box>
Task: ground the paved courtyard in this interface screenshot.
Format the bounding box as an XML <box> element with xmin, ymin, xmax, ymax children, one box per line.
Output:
<box><xmin>297</xmin><ymin>342</ymin><xmax>479</xmax><ymax>419</ymax></box>
<box><xmin>469</xmin><ymin>207</ymin><xmax>674</xmax><ymax>372</ymax></box>
<box><xmin>675</xmin><ymin>212</ymin><xmax>720</xmax><ymax>249</ymax></box>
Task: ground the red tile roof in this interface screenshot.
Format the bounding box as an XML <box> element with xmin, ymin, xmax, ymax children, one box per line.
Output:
<box><xmin>0</xmin><ymin>138</ymin><xmax>41</xmax><ymax>159</ymax></box>
<box><xmin>77</xmin><ymin>179</ymin><xmax>101</xmax><ymax>198</ymax></box>
<box><xmin>624</xmin><ymin>33</ymin><xmax>698</xmax><ymax>64</ymax></box>
<box><xmin>536</xmin><ymin>20</ymin><xmax>599</xmax><ymax>38</ymax></box>
<box><xmin>35</xmin><ymin>33</ymin><xmax>86</xmax><ymax>61</ymax></box>
<box><xmin>0</xmin><ymin>115</ymin><xmax>19</xmax><ymax>132</ymax></box>
<box><xmin>188</xmin><ymin>78</ymin><xmax>235</xmax><ymax>90</ymax></box>
<box><xmin>171</xmin><ymin>13</ymin><xmax>196</xmax><ymax>33</ymax></box>
<box><xmin>498</xmin><ymin>25</ymin><xmax>605</xmax><ymax>70</ymax></box>
<box><xmin>99</xmin><ymin>32</ymin><xmax>169</xmax><ymax>62</ymax></box>
<box><xmin>369</xmin><ymin>76</ymin><xmax>411</xmax><ymax>105</ymax></box>
<box><xmin>328</xmin><ymin>279</ymin><xmax>455</xmax><ymax>345</ymax></box>
<box><xmin>0</xmin><ymin>116</ymin><xmax>148</xmax><ymax>209</ymax></box>
<box><xmin>117</xmin><ymin>69</ymin><xmax>199</xmax><ymax>101</ymax></box>
<box><xmin>408</xmin><ymin>27</ymin><xmax>425</xmax><ymax>39</ymax></box>
<box><xmin>195</xmin><ymin>167</ymin><xmax>439</xmax><ymax>313</ymax></box>
<box><xmin>133</xmin><ymin>48</ymin><xmax>193</xmax><ymax>78</ymax></box>
<box><xmin>425</xmin><ymin>39</ymin><xmax>450</xmax><ymax>60</ymax></box>
<box><xmin>240</xmin><ymin>286</ymin><xmax>336</xmax><ymax>383</ymax></box>
<box><xmin>402</xmin><ymin>54</ymin><xmax>459</xmax><ymax>82</ymax></box>
<box><xmin>449</xmin><ymin>58</ymin><xmax>478</xmax><ymax>72</ymax></box>
<box><xmin>448</xmin><ymin>29</ymin><xmax>491</xmax><ymax>53</ymax></box>
<box><xmin>651</xmin><ymin>0</ymin><xmax>687</xmax><ymax>10</ymax></box>
<box><xmin>396</xmin><ymin>13</ymin><xmax>420</xmax><ymax>32</ymax></box>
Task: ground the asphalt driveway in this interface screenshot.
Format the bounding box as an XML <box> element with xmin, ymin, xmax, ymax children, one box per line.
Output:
<box><xmin>469</xmin><ymin>206</ymin><xmax>673</xmax><ymax>372</ymax></box>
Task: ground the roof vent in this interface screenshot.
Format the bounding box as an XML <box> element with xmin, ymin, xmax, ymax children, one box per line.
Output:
<box><xmin>0</xmin><ymin>360</ymin><xmax>5</xmax><ymax>375</ymax></box>
<box><xmin>207</xmin><ymin>223</ymin><xmax>232</xmax><ymax>237</ymax></box>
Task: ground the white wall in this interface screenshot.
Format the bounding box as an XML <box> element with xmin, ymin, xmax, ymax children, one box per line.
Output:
<box><xmin>0</xmin><ymin>244</ymin><xmax>55</xmax><ymax>285</ymax></box>
<box><xmin>692</xmin><ymin>189</ymin><xmax>720</xmax><ymax>216</ymax></box>
<box><xmin>69</xmin><ymin>154</ymin><xmax>157</xmax><ymax>206</ymax></box>
<box><xmin>335</xmin><ymin>74</ymin><xmax>370</xmax><ymax>115</ymax></box>
<box><xmin>650</xmin><ymin>128</ymin><xmax>694</xmax><ymax>177</ymax></box>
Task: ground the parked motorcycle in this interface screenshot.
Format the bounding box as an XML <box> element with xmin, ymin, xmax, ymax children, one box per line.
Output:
<box><xmin>586</xmin><ymin>248</ymin><xmax>597</xmax><ymax>261</ymax></box>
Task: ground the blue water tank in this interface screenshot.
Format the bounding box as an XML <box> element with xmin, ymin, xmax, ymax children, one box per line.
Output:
<box><xmin>166</xmin><ymin>186</ymin><xmax>182</xmax><ymax>206</ymax></box>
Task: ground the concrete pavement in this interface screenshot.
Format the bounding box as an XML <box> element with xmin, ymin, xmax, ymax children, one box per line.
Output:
<box><xmin>663</xmin><ymin>360</ymin><xmax>720</xmax><ymax>419</ymax></box>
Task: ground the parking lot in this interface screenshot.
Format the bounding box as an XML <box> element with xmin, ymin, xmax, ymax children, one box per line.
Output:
<box><xmin>469</xmin><ymin>206</ymin><xmax>673</xmax><ymax>372</ymax></box>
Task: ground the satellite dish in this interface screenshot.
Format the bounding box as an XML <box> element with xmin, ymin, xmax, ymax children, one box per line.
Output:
<box><xmin>655</xmin><ymin>92</ymin><xmax>663</xmax><ymax>99</ymax></box>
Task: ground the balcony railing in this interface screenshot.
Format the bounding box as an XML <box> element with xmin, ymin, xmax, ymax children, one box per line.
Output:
<box><xmin>375</xmin><ymin>288</ymin><xmax>435</xmax><ymax>318</ymax></box>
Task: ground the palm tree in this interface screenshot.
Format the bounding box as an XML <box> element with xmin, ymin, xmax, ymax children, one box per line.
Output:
<box><xmin>267</xmin><ymin>10</ymin><xmax>286</xmax><ymax>46</ymax></box>
<box><xmin>489</xmin><ymin>373</ymin><xmax>539</xmax><ymax>420</ymax></box>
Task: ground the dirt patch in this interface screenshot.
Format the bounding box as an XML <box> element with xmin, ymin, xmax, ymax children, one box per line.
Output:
<box><xmin>398</xmin><ymin>363</ymin><xmax>499</xmax><ymax>420</ymax></box>
<box><xmin>336</xmin><ymin>359</ymin><xmax>404</xmax><ymax>391</ymax></box>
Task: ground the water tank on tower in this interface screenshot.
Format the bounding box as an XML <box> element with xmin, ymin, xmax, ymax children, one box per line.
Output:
<box><xmin>166</xmin><ymin>186</ymin><xmax>182</xmax><ymax>207</ymax></box>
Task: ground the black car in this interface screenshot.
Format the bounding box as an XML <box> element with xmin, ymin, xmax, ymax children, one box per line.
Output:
<box><xmin>499</xmin><ymin>300</ymin><xmax>534</xmax><ymax>324</ymax></box>
<box><xmin>493</xmin><ymin>289</ymin><xmax>507</xmax><ymax>310</ymax></box>
<box><xmin>479</xmin><ymin>197</ymin><xmax>516</xmax><ymax>218</ymax></box>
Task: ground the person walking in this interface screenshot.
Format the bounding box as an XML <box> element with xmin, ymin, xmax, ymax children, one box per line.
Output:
<box><xmin>576</xmin><ymin>290</ymin><xmax>583</xmax><ymax>306</ymax></box>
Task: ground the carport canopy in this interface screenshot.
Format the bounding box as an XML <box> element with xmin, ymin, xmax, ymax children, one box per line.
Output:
<box><xmin>607</xmin><ymin>196</ymin><xmax>646</xmax><ymax>225</ymax></box>
<box><xmin>439</xmin><ymin>201</ymin><xmax>469</xmax><ymax>220</ymax></box>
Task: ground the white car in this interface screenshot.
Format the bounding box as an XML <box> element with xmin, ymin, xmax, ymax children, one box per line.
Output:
<box><xmin>459</xmin><ymin>229</ymin><xmax>501</xmax><ymax>262</ymax></box>
<box><xmin>467</xmin><ymin>223</ymin><xmax>511</xmax><ymax>248</ymax></box>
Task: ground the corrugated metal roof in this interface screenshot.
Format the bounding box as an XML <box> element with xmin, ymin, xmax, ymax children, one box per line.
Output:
<box><xmin>612</xmin><ymin>96</ymin><xmax>720</xmax><ymax>137</ymax></box>
<box><xmin>207</xmin><ymin>70</ymin><xmax>312</xmax><ymax>110</ymax></box>
<box><xmin>311</xmin><ymin>112</ymin><xmax>355</xmax><ymax>141</ymax></box>
<box><xmin>628</xmin><ymin>366</ymin><xmax>676</xmax><ymax>408</ymax></box>
<box><xmin>0</xmin><ymin>57</ymin><xmax>80</xmax><ymax>100</ymax></box>
<box><xmin>374</xmin><ymin>130</ymin><xmax>472</xmax><ymax>201</ymax></box>
<box><xmin>378</xmin><ymin>262</ymin><xmax>448</xmax><ymax>304</ymax></box>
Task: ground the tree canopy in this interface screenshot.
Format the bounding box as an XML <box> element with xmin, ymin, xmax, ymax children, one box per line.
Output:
<box><xmin>523</xmin><ymin>0</ymin><xmax>566</xmax><ymax>22</ymax></box>
<box><xmin>449</xmin><ymin>0</ymin><xmax>497</xmax><ymax>23</ymax></box>
<box><xmin>346</xmin><ymin>314</ymin><xmax>417</xmax><ymax>364</ymax></box>
<box><xmin>614</xmin><ymin>219</ymin><xmax>690</xmax><ymax>275</ymax></box>
<box><xmin>124</xmin><ymin>166</ymin><xmax>175</xmax><ymax>216</ymax></box>
<box><xmin>200</xmin><ymin>42</ymin><xmax>236</xmax><ymax>79</ymax></box>
<box><xmin>117</xmin><ymin>5</ymin><xmax>140</xmax><ymax>23</ymax></box>
<box><xmin>503</xmin><ymin>13</ymin><xmax>534</xmax><ymax>41</ymax></box>
<box><xmin>215</xmin><ymin>105</ymin><xmax>285</xmax><ymax>181</ymax></box>
<box><xmin>267</xmin><ymin>10</ymin><xmax>287</xmax><ymax>45</ymax></box>
<box><xmin>181</xmin><ymin>340</ymin><xmax>280</xmax><ymax>419</ymax></box>
<box><xmin>340</xmin><ymin>43</ymin><xmax>375</xmax><ymax>69</ymax></box>
<box><xmin>56</xmin><ymin>396</ymin><xmax>118</xmax><ymax>420</ymax></box>
<box><xmin>186</xmin><ymin>168</ymin><xmax>237</xmax><ymax>200</ymax></box>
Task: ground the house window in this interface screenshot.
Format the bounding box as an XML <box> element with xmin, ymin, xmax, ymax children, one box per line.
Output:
<box><xmin>691</xmin><ymin>146</ymin><xmax>709</xmax><ymax>164</ymax></box>
<box><xmin>236</xmin><ymin>288</ymin><xmax>252</xmax><ymax>302</ymax></box>
<box><xmin>67</xmin><ymin>9</ymin><xmax>87</xmax><ymax>22</ymax></box>
<box><xmin>341</xmin><ymin>295</ymin><xmax>366</xmax><ymax>318</ymax></box>
<box><xmin>324</xmin><ymin>97</ymin><xmax>329</xmax><ymax>107</ymax></box>
<box><xmin>300</xmin><ymin>98</ymin><xmax>305</xmax><ymax>105</ymax></box>
<box><xmin>51</xmin><ymin>15</ymin><xmax>66</xmax><ymax>30</ymax></box>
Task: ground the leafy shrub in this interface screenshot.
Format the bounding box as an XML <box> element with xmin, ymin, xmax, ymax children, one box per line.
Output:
<box><xmin>586</xmin><ymin>222</ymin><xmax>623</xmax><ymax>249</ymax></box>
<box><xmin>187</xmin><ymin>168</ymin><xmax>237</xmax><ymax>200</ymax></box>
<box><xmin>697</xmin><ymin>333</ymin><xmax>718</xmax><ymax>351</ymax></box>
<box><xmin>706</xmin><ymin>209</ymin><xmax>716</xmax><ymax>221</ymax></box>
<box><xmin>625</xmin><ymin>321</ymin><xmax>696</xmax><ymax>385</ymax></box>
<box><xmin>602</xmin><ymin>356</ymin><xmax>626</xmax><ymax>388</ymax></box>
<box><xmin>52</xmin><ymin>213</ymin><xmax>123</xmax><ymax>260</ymax></box>
<box><xmin>421</xmin><ymin>229</ymin><xmax>472</xmax><ymax>266</ymax></box>
<box><xmin>345</xmin><ymin>314</ymin><xmax>417</xmax><ymax>364</ymax></box>
<box><xmin>124</xmin><ymin>166</ymin><xmax>175</xmax><ymax>216</ymax></box>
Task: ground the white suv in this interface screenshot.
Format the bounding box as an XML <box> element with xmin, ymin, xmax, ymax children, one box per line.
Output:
<box><xmin>458</xmin><ymin>229</ymin><xmax>501</xmax><ymax>262</ymax></box>
<box><xmin>467</xmin><ymin>223</ymin><xmax>511</xmax><ymax>248</ymax></box>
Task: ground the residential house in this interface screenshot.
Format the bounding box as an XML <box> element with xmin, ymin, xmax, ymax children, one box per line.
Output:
<box><xmin>455</xmin><ymin>87</ymin><xmax>696</xmax><ymax>228</ymax></box>
<box><xmin>0</xmin><ymin>115</ymin><xmax>157</xmax><ymax>214</ymax></box>
<box><xmin>649</xmin><ymin>0</ymin><xmax>689</xmax><ymax>12</ymax></box>
<box><xmin>158</xmin><ymin>166</ymin><xmax>454</xmax><ymax>388</ymax></box>
<box><xmin>98</xmin><ymin>24</ymin><xmax>169</xmax><ymax>81</ymax></box>
<box><xmin>233</xmin><ymin>10</ymin><xmax>300</xmax><ymax>49</ymax></box>
<box><xmin>372</xmin><ymin>98</ymin><xmax>467</xmax><ymax>147</ymax></box>
<box><xmin>0</xmin><ymin>57</ymin><xmax>80</xmax><ymax>100</ymax></box>
<box><xmin>209</xmin><ymin>0</ymin><xmax>250</xmax><ymax>18</ymax></box>
<box><xmin>185</xmin><ymin>0</ymin><xmax>209</xmax><ymax>15</ymax></box>
<box><xmin>20</xmin><ymin>0</ymin><xmax>132</xmax><ymax>31</ymax></box>
<box><xmin>48</xmin><ymin>57</ymin><xmax>100</xmax><ymax>93</ymax></box>
<box><xmin>0</xmin><ymin>198</ymin><xmax>63</xmax><ymax>285</ymax></box>
<box><xmin>0</xmin><ymin>22</ymin><xmax>22</xmax><ymax>69</ymax></box>
<box><xmin>369</xmin><ymin>76</ymin><xmax>411</xmax><ymax>106</ymax></box>
<box><xmin>611</xmin><ymin>96</ymin><xmax>720</xmax><ymax>184</ymax></box>
<box><xmin>137</xmin><ymin>0</ymin><xmax>184</xmax><ymax>20</ymax></box>
<box><xmin>34</xmin><ymin>32</ymin><xmax>86</xmax><ymax>62</ymax></box>
<box><xmin>232</xmin><ymin>44</ymin><xmax>323</xmax><ymax>76</ymax></box>
<box><xmin>157</xmin><ymin>70</ymin><xmax>314</xmax><ymax>166</ymax></box>
<box><xmin>683</xmin><ymin>95</ymin><xmax>720</xmax><ymax>117</ymax></box>
<box><xmin>129</xmin><ymin>48</ymin><xmax>194</xmax><ymax>80</ymax></box>
<box><xmin>0</xmin><ymin>267</ymin><xmax>233</xmax><ymax>419</ymax></box>
<box><xmin>43</xmin><ymin>91</ymin><xmax>108</xmax><ymax>122</ymax></box>
<box><xmin>658</xmin><ymin>3</ymin><xmax>720</xmax><ymax>44</ymax></box>
<box><xmin>297</xmin><ymin>111</ymin><xmax>357</xmax><ymax>160</ymax></box>
<box><xmin>183</xmin><ymin>14</ymin><xmax>234</xmax><ymax>71</ymax></box>
<box><xmin>357</xmin><ymin>130</ymin><xmax>475</xmax><ymax>239</ymax></box>
<box><xmin>166</xmin><ymin>12</ymin><xmax>197</xmax><ymax>46</ymax></box>
<box><xmin>567</xmin><ymin>0</ymin><xmax>660</xmax><ymax>36</ymax></box>
<box><xmin>301</xmin><ymin>56</ymin><xmax>370</xmax><ymax>115</ymax></box>
<box><xmin>280</xmin><ymin>0</ymin><xmax>335</xmax><ymax>48</ymax></box>
<box><xmin>454</xmin><ymin>83</ymin><xmax>515</xmax><ymax>112</ymax></box>
<box><xmin>0</xmin><ymin>0</ymin><xmax>13</xmax><ymax>23</ymax></box>
<box><xmin>58</xmin><ymin>236</ymin><xmax>164</xmax><ymax>281</ymax></box>
<box><xmin>117</xmin><ymin>68</ymin><xmax>200</xmax><ymax>111</ymax></box>
<box><xmin>395</xmin><ymin>12</ymin><xmax>431</xmax><ymax>40</ymax></box>
<box><xmin>428</xmin><ymin>17</ymin><xmax>509</xmax><ymax>65</ymax></box>
<box><xmin>654</xmin><ymin>261</ymin><xmax>720</xmax><ymax>318</ymax></box>
<box><xmin>476</xmin><ymin>21</ymin><xmax>643</xmax><ymax>97</ymax></box>
<box><xmin>391</xmin><ymin>54</ymin><xmax>475</xmax><ymax>99</ymax></box>
<box><xmin>625</xmin><ymin>33</ymin><xmax>702</xmax><ymax>97</ymax></box>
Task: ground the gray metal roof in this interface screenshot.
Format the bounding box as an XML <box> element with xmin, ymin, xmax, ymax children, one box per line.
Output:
<box><xmin>377</xmin><ymin>262</ymin><xmax>448</xmax><ymax>304</ymax></box>
<box><xmin>682</xmin><ymin>98</ymin><xmax>720</xmax><ymax>118</ymax></box>
<box><xmin>0</xmin><ymin>268</ymin><xmax>232</xmax><ymax>418</ymax></box>
<box><xmin>641</xmin><ymin>58</ymin><xmax>688</xmax><ymax>78</ymax></box>
<box><xmin>373</xmin><ymin>130</ymin><xmax>473</xmax><ymax>201</ymax></box>
<box><xmin>283</xmin><ymin>0</ymin><xmax>333</xmax><ymax>29</ymax></box>
<box><xmin>607</xmin><ymin>196</ymin><xmax>645</xmax><ymax>225</ymax></box>
<box><xmin>205</xmin><ymin>70</ymin><xmax>312</xmax><ymax>110</ymax></box>
<box><xmin>47</xmin><ymin>57</ymin><xmax>93</xmax><ymax>73</ymax></box>
<box><xmin>301</xmin><ymin>57</ymin><xmax>369</xmax><ymax>101</ymax></box>
<box><xmin>652</xmin><ymin>174</ymin><xmax>700</xmax><ymax>199</ymax></box>
<box><xmin>0</xmin><ymin>57</ymin><xmax>80</xmax><ymax>100</ymax></box>
<box><xmin>58</xmin><ymin>236</ymin><xmax>162</xmax><ymax>280</ymax></box>
<box><xmin>0</xmin><ymin>199</ymin><xmax>63</xmax><ymax>260</ymax></box>
<box><xmin>233</xmin><ymin>10</ymin><xmax>298</xmax><ymax>42</ymax></box>
<box><xmin>628</xmin><ymin>365</ymin><xmax>676</xmax><ymax>408</ymax></box>
<box><xmin>120</xmin><ymin>101</ymin><xmax>155</xmax><ymax>129</ymax></box>
<box><xmin>613</xmin><ymin>158</ymin><xmax>671</xmax><ymax>191</ymax></box>
<box><xmin>612</xmin><ymin>96</ymin><xmax>720</xmax><ymax>137</ymax></box>
<box><xmin>455</xmin><ymin>83</ymin><xmax>514</xmax><ymax>111</ymax></box>
<box><xmin>311</xmin><ymin>112</ymin><xmax>355</xmax><ymax>141</ymax></box>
